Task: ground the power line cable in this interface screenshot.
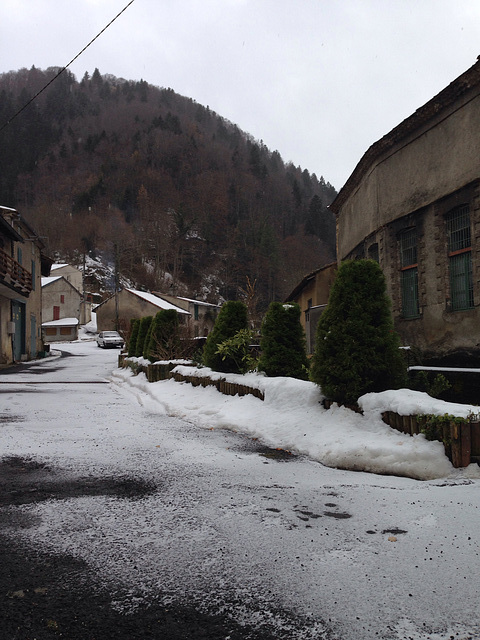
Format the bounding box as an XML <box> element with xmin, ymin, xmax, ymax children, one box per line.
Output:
<box><xmin>0</xmin><ymin>0</ymin><xmax>136</xmax><ymax>133</ymax></box>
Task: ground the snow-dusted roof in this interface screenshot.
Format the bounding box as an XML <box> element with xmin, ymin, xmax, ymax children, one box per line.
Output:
<box><xmin>41</xmin><ymin>276</ymin><xmax>63</xmax><ymax>287</ymax></box>
<box><xmin>51</xmin><ymin>263</ymin><xmax>70</xmax><ymax>270</ymax></box>
<box><xmin>176</xmin><ymin>296</ymin><xmax>220</xmax><ymax>308</ymax></box>
<box><xmin>42</xmin><ymin>317</ymin><xmax>79</xmax><ymax>327</ymax></box>
<box><xmin>126</xmin><ymin>289</ymin><xmax>190</xmax><ymax>315</ymax></box>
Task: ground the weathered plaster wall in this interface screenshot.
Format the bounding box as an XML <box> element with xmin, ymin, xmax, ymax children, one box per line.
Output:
<box><xmin>95</xmin><ymin>291</ymin><xmax>161</xmax><ymax>333</ymax></box>
<box><xmin>337</xmin><ymin>93</ymin><xmax>480</xmax><ymax>260</ymax></box>
<box><xmin>335</xmin><ymin>82</ymin><xmax>480</xmax><ymax>363</ymax></box>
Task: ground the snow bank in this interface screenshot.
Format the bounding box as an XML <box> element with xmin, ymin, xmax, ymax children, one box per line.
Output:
<box><xmin>111</xmin><ymin>365</ymin><xmax>480</xmax><ymax>481</ymax></box>
<box><xmin>359</xmin><ymin>388</ymin><xmax>480</xmax><ymax>418</ymax></box>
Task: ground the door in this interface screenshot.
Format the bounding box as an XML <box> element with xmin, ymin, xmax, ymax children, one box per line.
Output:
<box><xmin>30</xmin><ymin>314</ymin><xmax>37</xmax><ymax>358</ymax></box>
<box><xmin>11</xmin><ymin>300</ymin><xmax>26</xmax><ymax>361</ymax></box>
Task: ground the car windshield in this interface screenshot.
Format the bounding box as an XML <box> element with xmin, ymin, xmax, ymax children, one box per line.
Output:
<box><xmin>104</xmin><ymin>332</ymin><xmax>120</xmax><ymax>337</ymax></box>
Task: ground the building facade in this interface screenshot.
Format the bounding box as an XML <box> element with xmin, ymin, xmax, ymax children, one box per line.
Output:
<box><xmin>42</xmin><ymin>317</ymin><xmax>79</xmax><ymax>343</ymax></box>
<box><xmin>49</xmin><ymin>263</ymin><xmax>92</xmax><ymax>324</ymax></box>
<box><xmin>154</xmin><ymin>294</ymin><xmax>220</xmax><ymax>337</ymax></box>
<box><xmin>0</xmin><ymin>206</ymin><xmax>52</xmax><ymax>363</ymax></box>
<box><xmin>42</xmin><ymin>275</ymin><xmax>82</xmax><ymax>323</ymax></box>
<box><xmin>285</xmin><ymin>262</ymin><xmax>337</xmax><ymax>354</ymax></box>
<box><xmin>49</xmin><ymin>263</ymin><xmax>83</xmax><ymax>292</ymax></box>
<box><xmin>94</xmin><ymin>288</ymin><xmax>190</xmax><ymax>334</ymax></box>
<box><xmin>331</xmin><ymin>58</ymin><xmax>480</xmax><ymax>365</ymax></box>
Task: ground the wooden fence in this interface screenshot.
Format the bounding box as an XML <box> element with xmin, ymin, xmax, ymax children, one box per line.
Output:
<box><xmin>119</xmin><ymin>356</ymin><xmax>478</xmax><ymax>468</ymax></box>
<box><xmin>323</xmin><ymin>399</ymin><xmax>480</xmax><ymax>468</ymax></box>
<box><xmin>382</xmin><ymin>411</ymin><xmax>480</xmax><ymax>468</ymax></box>
<box><xmin>119</xmin><ymin>357</ymin><xmax>264</xmax><ymax>401</ymax></box>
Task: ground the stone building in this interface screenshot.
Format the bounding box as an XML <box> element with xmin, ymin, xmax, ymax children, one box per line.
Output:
<box><xmin>330</xmin><ymin>58</ymin><xmax>480</xmax><ymax>365</ymax></box>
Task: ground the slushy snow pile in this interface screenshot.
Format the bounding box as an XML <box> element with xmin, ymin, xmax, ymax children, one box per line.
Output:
<box><xmin>113</xmin><ymin>361</ymin><xmax>480</xmax><ymax>481</ymax></box>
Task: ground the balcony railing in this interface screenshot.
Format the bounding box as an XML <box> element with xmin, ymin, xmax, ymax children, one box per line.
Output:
<box><xmin>0</xmin><ymin>248</ymin><xmax>32</xmax><ymax>296</ymax></box>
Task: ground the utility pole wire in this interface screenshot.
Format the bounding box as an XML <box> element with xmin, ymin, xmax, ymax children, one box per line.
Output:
<box><xmin>0</xmin><ymin>0</ymin><xmax>136</xmax><ymax>133</ymax></box>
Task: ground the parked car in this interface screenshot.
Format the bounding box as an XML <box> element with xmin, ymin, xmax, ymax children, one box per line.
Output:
<box><xmin>96</xmin><ymin>331</ymin><xmax>124</xmax><ymax>349</ymax></box>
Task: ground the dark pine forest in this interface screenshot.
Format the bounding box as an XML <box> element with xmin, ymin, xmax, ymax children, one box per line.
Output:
<box><xmin>0</xmin><ymin>66</ymin><xmax>337</xmax><ymax>307</ymax></box>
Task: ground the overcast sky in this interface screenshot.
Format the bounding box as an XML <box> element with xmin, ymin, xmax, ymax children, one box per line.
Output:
<box><xmin>1</xmin><ymin>0</ymin><xmax>480</xmax><ymax>190</ymax></box>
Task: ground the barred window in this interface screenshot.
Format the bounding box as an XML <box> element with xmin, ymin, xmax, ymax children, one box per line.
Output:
<box><xmin>447</xmin><ymin>204</ymin><xmax>471</xmax><ymax>253</ymax></box>
<box><xmin>450</xmin><ymin>253</ymin><xmax>473</xmax><ymax>311</ymax></box>
<box><xmin>446</xmin><ymin>205</ymin><xmax>474</xmax><ymax>311</ymax></box>
<box><xmin>400</xmin><ymin>228</ymin><xmax>417</xmax><ymax>268</ymax></box>
<box><xmin>401</xmin><ymin>268</ymin><xmax>420</xmax><ymax>318</ymax></box>
<box><xmin>399</xmin><ymin>228</ymin><xmax>419</xmax><ymax>318</ymax></box>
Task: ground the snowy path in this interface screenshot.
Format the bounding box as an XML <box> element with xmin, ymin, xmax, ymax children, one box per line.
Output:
<box><xmin>1</xmin><ymin>340</ymin><xmax>479</xmax><ymax>639</ymax></box>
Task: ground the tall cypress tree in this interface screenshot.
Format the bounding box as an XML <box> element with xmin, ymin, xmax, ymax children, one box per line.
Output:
<box><xmin>145</xmin><ymin>309</ymin><xmax>180</xmax><ymax>361</ymax></box>
<box><xmin>310</xmin><ymin>260</ymin><xmax>406</xmax><ymax>405</ymax></box>
<box><xmin>127</xmin><ymin>318</ymin><xmax>140</xmax><ymax>357</ymax></box>
<box><xmin>258</xmin><ymin>302</ymin><xmax>309</xmax><ymax>379</ymax></box>
<box><xmin>135</xmin><ymin>316</ymin><xmax>153</xmax><ymax>358</ymax></box>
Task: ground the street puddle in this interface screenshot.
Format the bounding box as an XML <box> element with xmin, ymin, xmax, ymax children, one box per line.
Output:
<box><xmin>0</xmin><ymin>456</ymin><xmax>157</xmax><ymax>507</ymax></box>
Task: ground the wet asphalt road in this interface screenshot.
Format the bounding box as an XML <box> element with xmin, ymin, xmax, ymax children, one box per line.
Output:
<box><xmin>0</xmin><ymin>347</ymin><xmax>327</xmax><ymax>640</ymax></box>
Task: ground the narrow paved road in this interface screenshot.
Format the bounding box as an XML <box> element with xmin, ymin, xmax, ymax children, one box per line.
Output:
<box><xmin>0</xmin><ymin>343</ymin><xmax>327</xmax><ymax>639</ymax></box>
<box><xmin>1</xmin><ymin>340</ymin><xmax>479</xmax><ymax>640</ymax></box>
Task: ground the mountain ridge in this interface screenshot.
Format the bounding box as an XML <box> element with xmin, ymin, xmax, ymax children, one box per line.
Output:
<box><xmin>0</xmin><ymin>66</ymin><xmax>337</xmax><ymax>307</ymax></box>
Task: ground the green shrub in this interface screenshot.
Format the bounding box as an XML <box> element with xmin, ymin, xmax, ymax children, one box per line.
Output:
<box><xmin>258</xmin><ymin>302</ymin><xmax>309</xmax><ymax>379</ymax></box>
<box><xmin>410</xmin><ymin>371</ymin><xmax>452</xmax><ymax>399</ymax></box>
<box><xmin>203</xmin><ymin>301</ymin><xmax>248</xmax><ymax>373</ymax></box>
<box><xmin>135</xmin><ymin>316</ymin><xmax>153</xmax><ymax>358</ymax></box>
<box><xmin>215</xmin><ymin>328</ymin><xmax>257</xmax><ymax>374</ymax></box>
<box><xmin>310</xmin><ymin>260</ymin><xmax>406</xmax><ymax>405</ymax></box>
<box><xmin>127</xmin><ymin>318</ymin><xmax>140</xmax><ymax>357</ymax></box>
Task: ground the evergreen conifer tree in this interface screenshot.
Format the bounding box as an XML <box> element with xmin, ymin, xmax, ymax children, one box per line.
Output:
<box><xmin>258</xmin><ymin>302</ymin><xmax>309</xmax><ymax>379</ymax></box>
<box><xmin>128</xmin><ymin>319</ymin><xmax>140</xmax><ymax>357</ymax></box>
<box><xmin>143</xmin><ymin>318</ymin><xmax>155</xmax><ymax>360</ymax></box>
<box><xmin>310</xmin><ymin>260</ymin><xmax>406</xmax><ymax>405</ymax></box>
<box><xmin>145</xmin><ymin>310</ymin><xmax>180</xmax><ymax>361</ymax></box>
<box><xmin>203</xmin><ymin>301</ymin><xmax>248</xmax><ymax>373</ymax></box>
<box><xmin>135</xmin><ymin>316</ymin><xmax>153</xmax><ymax>358</ymax></box>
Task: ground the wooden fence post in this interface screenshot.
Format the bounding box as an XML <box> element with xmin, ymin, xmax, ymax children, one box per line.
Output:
<box><xmin>460</xmin><ymin>422</ymin><xmax>472</xmax><ymax>468</ymax></box>
<box><xmin>450</xmin><ymin>421</ymin><xmax>462</xmax><ymax>468</ymax></box>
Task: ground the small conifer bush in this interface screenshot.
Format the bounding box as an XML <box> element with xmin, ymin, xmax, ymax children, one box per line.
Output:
<box><xmin>203</xmin><ymin>301</ymin><xmax>248</xmax><ymax>373</ymax></box>
<box><xmin>310</xmin><ymin>260</ymin><xmax>406</xmax><ymax>405</ymax></box>
<box><xmin>135</xmin><ymin>316</ymin><xmax>153</xmax><ymax>358</ymax></box>
<box><xmin>258</xmin><ymin>302</ymin><xmax>309</xmax><ymax>379</ymax></box>
<box><xmin>128</xmin><ymin>318</ymin><xmax>140</xmax><ymax>357</ymax></box>
<box><xmin>145</xmin><ymin>309</ymin><xmax>180</xmax><ymax>361</ymax></box>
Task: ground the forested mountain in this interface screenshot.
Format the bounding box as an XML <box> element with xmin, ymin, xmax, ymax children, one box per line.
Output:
<box><xmin>0</xmin><ymin>66</ymin><xmax>337</xmax><ymax>307</ymax></box>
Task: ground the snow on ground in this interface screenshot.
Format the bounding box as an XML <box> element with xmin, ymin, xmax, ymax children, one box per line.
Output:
<box><xmin>2</xmin><ymin>338</ymin><xmax>480</xmax><ymax>639</ymax></box>
<box><xmin>112</xmin><ymin>360</ymin><xmax>480</xmax><ymax>481</ymax></box>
